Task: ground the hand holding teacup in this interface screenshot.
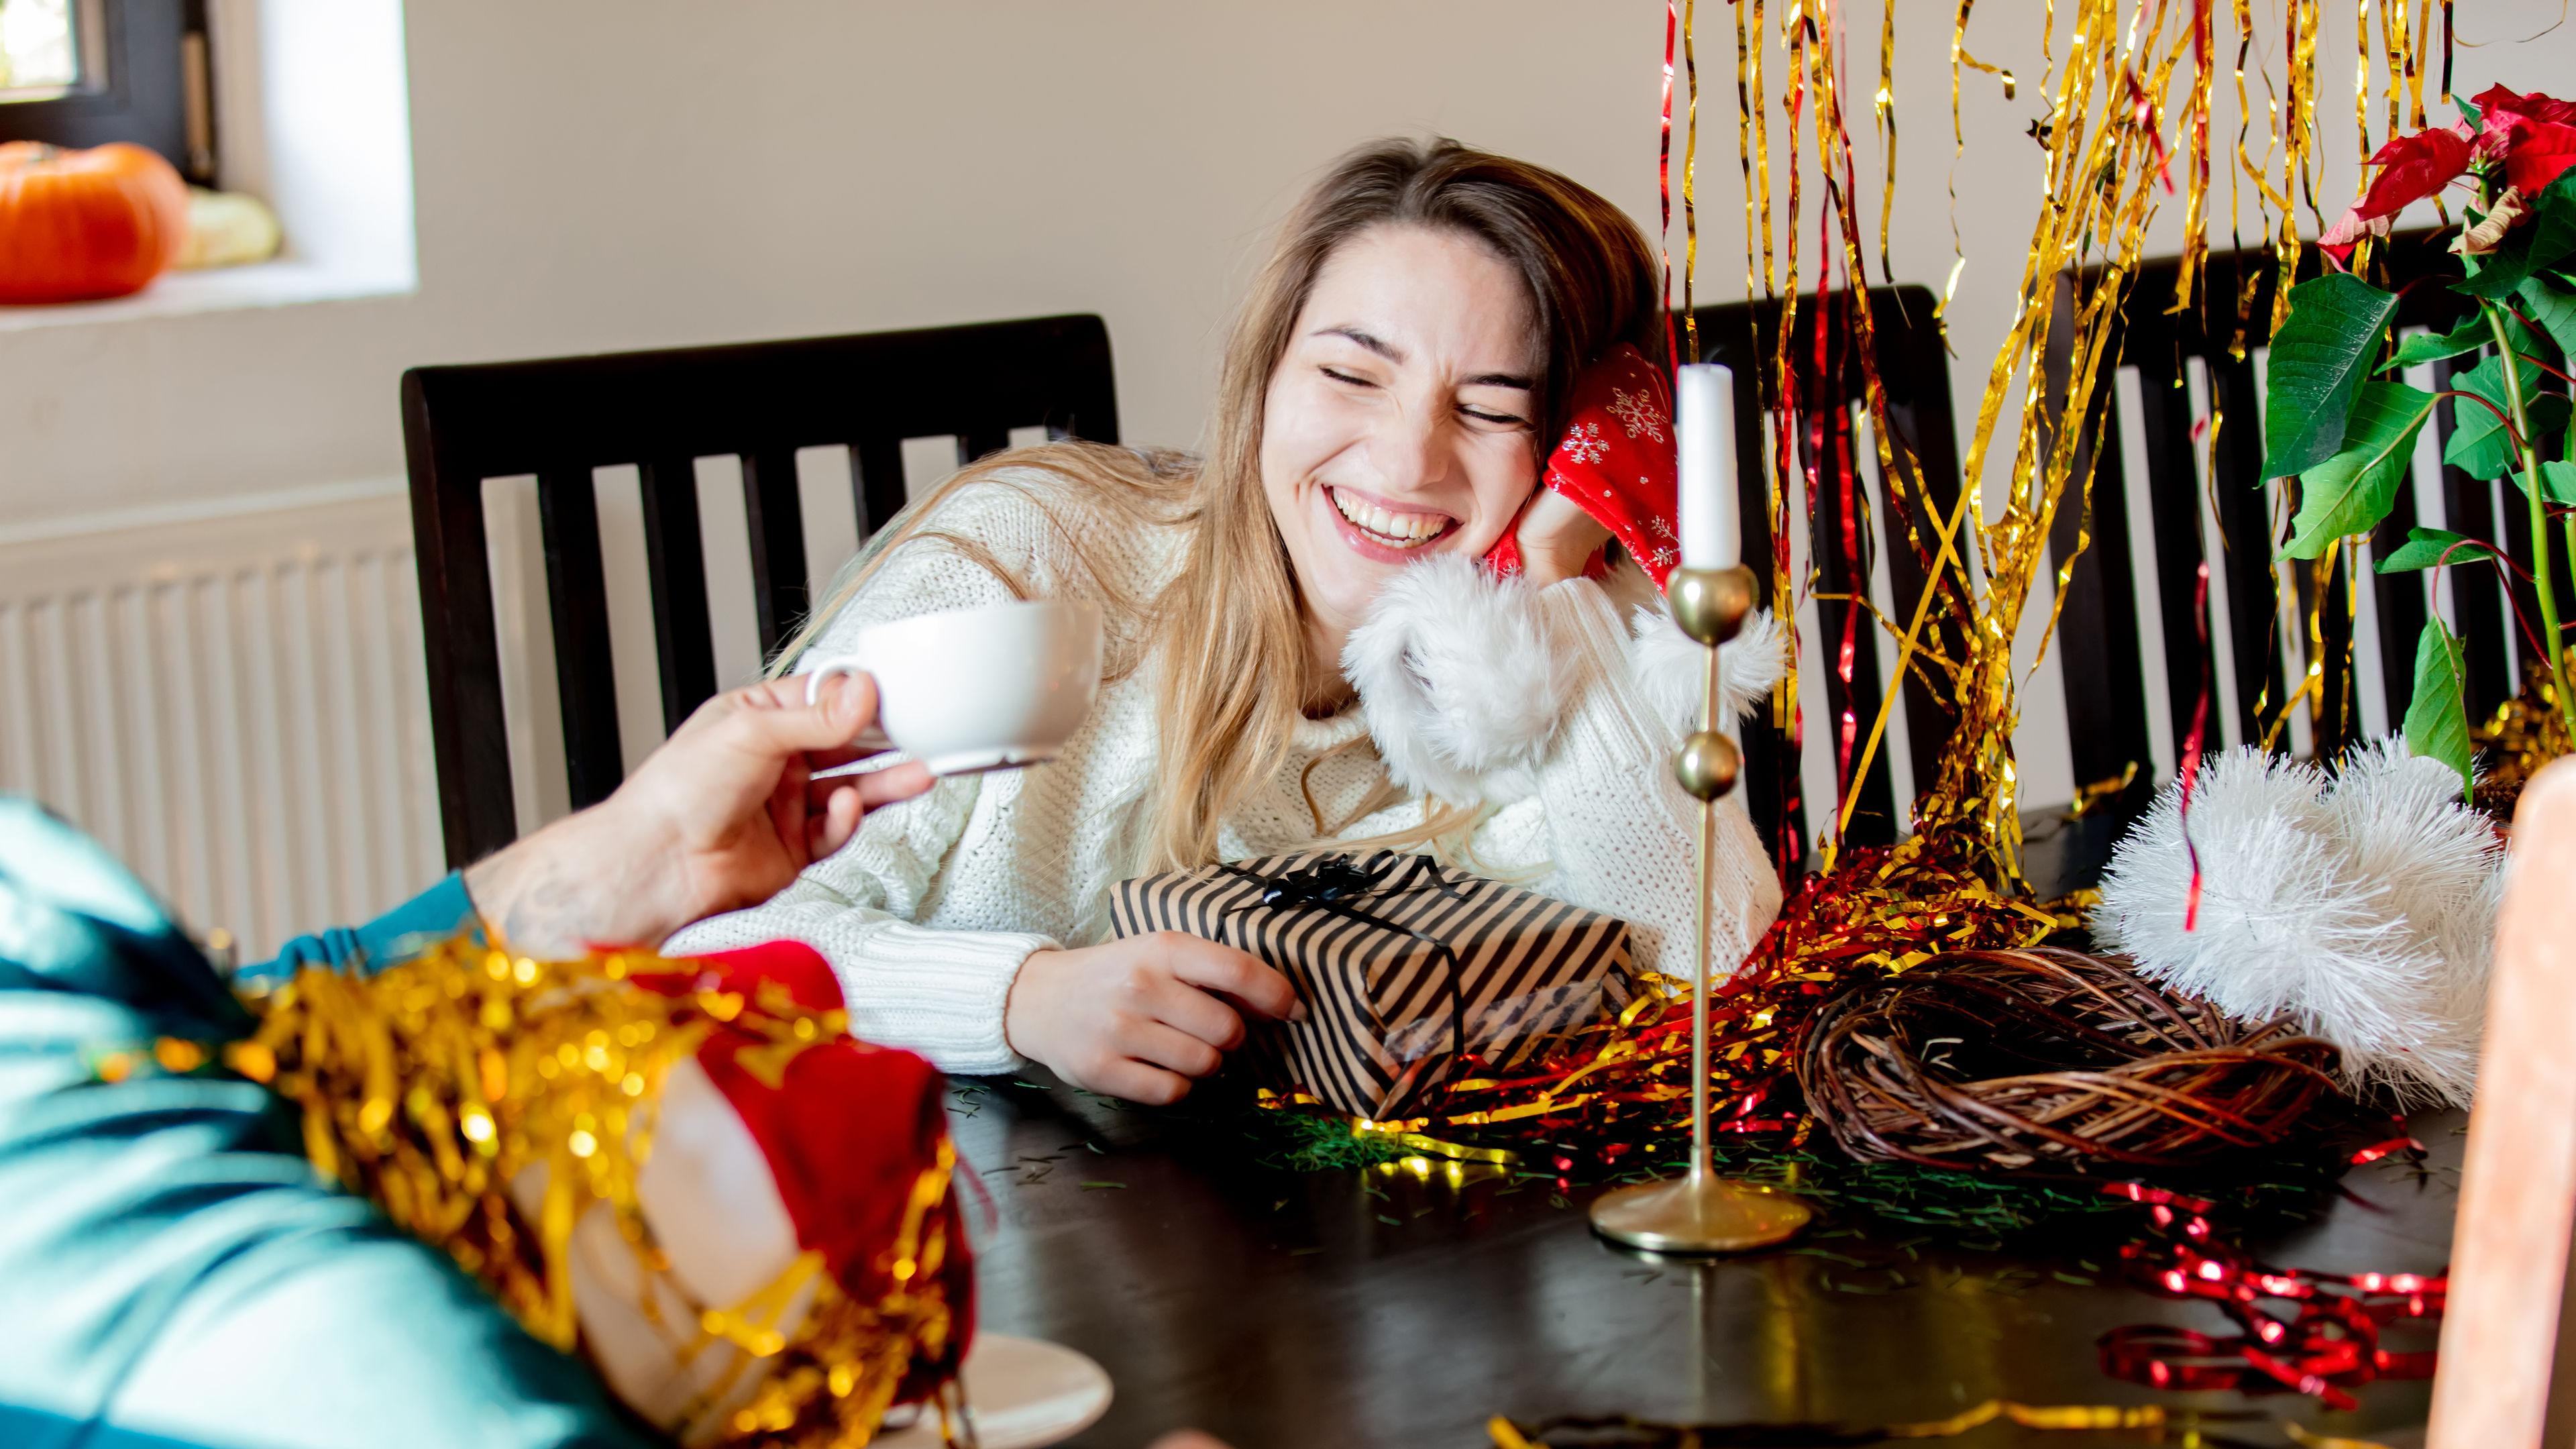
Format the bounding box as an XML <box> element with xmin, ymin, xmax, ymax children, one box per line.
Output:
<box><xmin>801</xmin><ymin>598</ymin><xmax>1106</xmax><ymax>776</ymax></box>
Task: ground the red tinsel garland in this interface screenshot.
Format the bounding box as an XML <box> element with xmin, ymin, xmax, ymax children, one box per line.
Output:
<box><xmin>2096</xmin><ymin>1182</ymin><xmax>2445</xmax><ymax>1410</ymax></box>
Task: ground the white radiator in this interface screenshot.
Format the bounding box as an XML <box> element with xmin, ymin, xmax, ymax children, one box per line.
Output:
<box><xmin>0</xmin><ymin>482</ymin><xmax>443</xmax><ymax>962</ymax></box>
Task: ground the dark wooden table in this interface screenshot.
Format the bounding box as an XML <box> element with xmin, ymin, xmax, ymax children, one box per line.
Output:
<box><xmin>951</xmin><ymin>1077</ymin><xmax>2455</xmax><ymax>1449</ymax></box>
<box><xmin>953</xmin><ymin>813</ymin><xmax>2458</xmax><ymax>1449</ymax></box>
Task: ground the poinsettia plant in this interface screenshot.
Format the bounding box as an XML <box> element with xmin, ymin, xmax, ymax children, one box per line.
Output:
<box><xmin>2265</xmin><ymin>84</ymin><xmax>2576</xmax><ymax>798</ymax></box>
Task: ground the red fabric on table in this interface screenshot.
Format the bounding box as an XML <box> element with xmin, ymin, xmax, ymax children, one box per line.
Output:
<box><xmin>640</xmin><ymin>940</ymin><xmax>975</xmax><ymax>1399</ymax></box>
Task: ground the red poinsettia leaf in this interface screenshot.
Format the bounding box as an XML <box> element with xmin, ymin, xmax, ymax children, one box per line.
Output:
<box><xmin>2317</xmin><ymin>206</ymin><xmax>2382</xmax><ymax>266</ymax></box>
<box><xmin>2473</xmin><ymin>83</ymin><xmax>2576</xmax><ymax>129</ymax></box>
<box><xmin>2506</xmin><ymin>119</ymin><xmax>2576</xmax><ymax>196</ymax></box>
<box><xmin>2355</xmin><ymin>126</ymin><xmax>2473</xmax><ymax>222</ymax></box>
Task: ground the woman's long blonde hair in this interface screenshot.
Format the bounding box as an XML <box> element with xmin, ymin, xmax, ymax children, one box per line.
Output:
<box><xmin>777</xmin><ymin>138</ymin><xmax>1664</xmax><ymax>873</ymax></box>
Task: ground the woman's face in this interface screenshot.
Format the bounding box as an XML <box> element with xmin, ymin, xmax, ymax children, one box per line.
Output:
<box><xmin>1260</xmin><ymin>223</ymin><xmax>1542</xmax><ymax>638</ymax></box>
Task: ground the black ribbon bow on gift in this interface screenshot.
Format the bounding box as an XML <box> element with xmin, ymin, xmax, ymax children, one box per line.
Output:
<box><xmin>1218</xmin><ymin>851</ymin><xmax>1474</xmax><ymax>1066</ymax></box>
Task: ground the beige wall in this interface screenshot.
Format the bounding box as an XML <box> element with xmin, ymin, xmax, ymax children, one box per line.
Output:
<box><xmin>4</xmin><ymin>1</ymin><xmax>1684</xmax><ymax>523</ymax></box>
<box><xmin>2</xmin><ymin>1</ymin><xmax>2570</xmax><ymax>806</ymax></box>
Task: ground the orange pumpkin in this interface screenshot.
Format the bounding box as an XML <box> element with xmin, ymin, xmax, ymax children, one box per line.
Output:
<box><xmin>0</xmin><ymin>141</ymin><xmax>191</xmax><ymax>304</ymax></box>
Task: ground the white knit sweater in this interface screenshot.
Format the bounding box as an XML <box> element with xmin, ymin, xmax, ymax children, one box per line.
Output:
<box><xmin>666</xmin><ymin>466</ymin><xmax>1786</xmax><ymax>1075</ymax></box>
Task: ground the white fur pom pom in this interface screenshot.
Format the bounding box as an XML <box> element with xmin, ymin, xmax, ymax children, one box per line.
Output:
<box><xmin>1342</xmin><ymin>553</ymin><xmax>1570</xmax><ymax>808</ymax></box>
<box><xmin>1628</xmin><ymin>605</ymin><xmax>1788</xmax><ymax>739</ymax></box>
<box><xmin>2090</xmin><ymin>739</ymin><xmax>2502</xmax><ymax>1106</ymax></box>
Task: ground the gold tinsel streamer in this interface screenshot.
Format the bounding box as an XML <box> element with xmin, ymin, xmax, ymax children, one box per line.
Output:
<box><xmin>1765</xmin><ymin>1</ymin><xmax>2438</xmax><ymax>886</ymax></box>
<box><xmin>1419</xmin><ymin>0</ymin><xmax>2446</xmax><ymax>1165</ymax></box>
<box><xmin>1907</xmin><ymin>0</ymin><xmax>2210</xmax><ymax>879</ymax></box>
<box><xmin>228</xmin><ymin>941</ymin><xmax>959</xmax><ymax>1449</ymax></box>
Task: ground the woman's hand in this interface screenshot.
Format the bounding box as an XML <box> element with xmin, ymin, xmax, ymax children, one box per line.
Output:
<box><xmin>1511</xmin><ymin>486</ymin><xmax>1615</xmax><ymax>588</ymax></box>
<box><xmin>464</xmin><ymin>673</ymin><xmax>932</xmax><ymax>957</ymax></box>
<box><xmin>1005</xmin><ymin>932</ymin><xmax>1305</xmax><ymax>1104</ymax></box>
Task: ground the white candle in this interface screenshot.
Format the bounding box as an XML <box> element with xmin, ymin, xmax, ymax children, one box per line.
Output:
<box><xmin>1675</xmin><ymin>363</ymin><xmax>1739</xmax><ymax>570</ymax></box>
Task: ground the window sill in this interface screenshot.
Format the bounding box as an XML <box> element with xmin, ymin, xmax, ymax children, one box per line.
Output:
<box><xmin>0</xmin><ymin>256</ymin><xmax>415</xmax><ymax>332</ymax></box>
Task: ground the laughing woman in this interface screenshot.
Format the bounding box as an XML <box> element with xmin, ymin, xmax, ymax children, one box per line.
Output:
<box><xmin>668</xmin><ymin>138</ymin><xmax>1786</xmax><ymax>1102</ymax></box>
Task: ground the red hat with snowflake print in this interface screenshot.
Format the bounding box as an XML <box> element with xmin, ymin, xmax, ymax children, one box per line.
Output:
<box><xmin>1486</xmin><ymin>342</ymin><xmax>1682</xmax><ymax>586</ymax></box>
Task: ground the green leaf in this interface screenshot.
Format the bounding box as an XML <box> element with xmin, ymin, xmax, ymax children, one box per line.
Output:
<box><xmin>2402</xmin><ymin>617</ymin><xmax>2474</xmax><ymax>802</ymax></box>
<box><xmin>2546</xmin><ymin>459</ymin><xmax>2576</xmax><ymax>505</ymax></box>
<box><xmin>2376</xmin><ymin>525</ymin><xmax>2501</xmax><ymax>572</ymax></box>
<box><xmin>2282</xmin><ymin>380</ymin><xmax>2436</xmax><ymax>557</ymax></box>
<box><xmin>2443</xmin><ymin>352</ymin><xmax>2574</xmax><ymax>480</ymax></box>
<box><xmin>2518</xmin><ymin>274</ymin><xmax>2576</xmax><ymax>363</ymax></box>
<box><xmin>2385</xmin><ymin>315</ymin><xmax>2495</xmax><ymax>370</ymax></box>
<box><xmin>2530</xmin><ymin>171</ymin><xmax>2576</xmax><ymax>277</ymax></box>
<box><xmin>2460</xmin><ymin>229</ymin><xmax>2540</xmax><ymax>301</ymax></box>
<box><xmin>2262</xmin><ymin>274</ymin><xmax>2404</xmax><ymax>478</ymax></box>
<box><xmin>2457</xmin><ymin>174</ymin><xmax>2576</xmax><ymax>300</ymax></box>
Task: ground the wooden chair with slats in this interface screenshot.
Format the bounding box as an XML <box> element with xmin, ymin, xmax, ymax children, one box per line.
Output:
<box><xmin>1680</xmin><ymin>237</ymin><xmax>2530</xmax><ymax>889</ymax></box>
<box><xmin>400</xmin><ymin>314</ymin><xmax>1120</xmax><ymax>869</ymax></box>
<box><xmin>2048</xmin><ymin>232</ymin><xmax>2532</xmax><ymax>802</ymax></box>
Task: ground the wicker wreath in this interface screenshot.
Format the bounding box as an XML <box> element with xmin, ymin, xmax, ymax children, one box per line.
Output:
<box><xmin>1796</xmin><ymin>948</ymin><xmax>2343</xmax><ymax>1173</ymax></box>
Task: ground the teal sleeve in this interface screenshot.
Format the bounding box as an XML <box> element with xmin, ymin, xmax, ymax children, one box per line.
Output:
<box><xmin>0</xmin><ymin>798</ymin><xmax>661</xmax><ymax>1449</ymax></box>
<box><xmin>237</xmin><ymin>873</ymin><xmax>482</xmax><ymax>987</ymax></box>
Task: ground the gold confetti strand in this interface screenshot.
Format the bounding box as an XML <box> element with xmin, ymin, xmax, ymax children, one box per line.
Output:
<box><xmin>1844</xmin><ymin>0</ymin><xmax>2001</xmax><ymax>819</ymax></box>
<box><xmin>2309</xmin><ymin>546</ymin><xmax>2344</xmax><ymax>750</ymax></box>
<box><xmin>1911</xmin><ymin>0</ymin><xmax>2185</xmax><ymax>875</ymax></box>
<box><xmin>2013</xmin><ymin>0</ymin><xmax>2198</xmax><ymax>761</ymax></box>
<box><xmin>1876</xmin><ymin>0</ymin><xmax>1896</xmax><ymax>285</ymax></box>
<box><xmin>2273</xmin><ymin>0</ymin><xmax>2320</xmax><ymax>337</ymax></box>
<box><xmin>2251</xmin><ymin>486</ymin><xmax>2309</xmax><ymax>755</ymax></box>
<box><xmin>1789</xmin><ymin>2</ymin><xmax>1882</xmax><ymax>859</ymax></box>
<box><xmin>1737</xmin><ymin>0</ymin><xmax>1761</xmax><ymax>306</ymax></box>
<box><xmin>1942</xmin><ymin>12</ymin><xmax>2097</xmax><ymax>859</ymax></box>
<box><xmin>2363</xmin><ymin>0</ymin><xmax>2410</xmax><ymax>273</ymax></box>
<box><xmin>2400</xmin><ymin>0</ymin><xmax>2421</xmax><ymax>120</ymax></box>
<box><xmin>2233</xmin><ymin>0</ymin><xmax>2290</xmax><ymax>221</ymax></box>
<box><xmin>1807</xmin><ymin>0</ymin><xmax>1977</xmax><ymax>857</ymax></box>
<box><xmin>1738</xmin><ymin>0</ymin><xmax>1782</xmax><ymax>740</ymax></box>
<box><xmin>1751</xmin><ymin>0</ymin><xmax>1776</xmax><ymax>302</ymax></box>
<box><xmin>2172</xmin><ymin>0</ymin><xmax>2217</xmax><ymax>315</ymax></box>
<box><xmin>1947</xmin><ymin>0</ymin><xmax>2020</xmax><ymax>321</ymax></box>
<box><xmin>2356</xmin><ymin>0</ymin><xmax>2375</xmax><ymax>187</ymax></box>
<box><xmin>1804</xmin><ymin>0</ymin><xmax>1866</xmax><ymax>868</ymax></box>
<box><xmin>1684</xmin><ymin>0</ymin><xmax>1701</xmax><ymax>362</ymax></box>
<box><xmin>2345</xmin><ymin>1</ymin><xmax>2383</xmax><ymax>282</ymax></box>
<box><xmin>2227</xmin><ymin>0</ymin><xmax>2255</xmax><ymax>252</ymax></box>
<box><xmin>2382</xmin><ymin>0</ymin><xmax>2410</xmax><ymax>141</ymax></box>
<box><xmin>1770</xmin><ymin>1</ymin><xmax>1810</xmax><ymax>753</ymax></box>
<box><xmin>2438</xmin><ymin>0</ymin><xmax>2452</xmax><ymax>101</ymax></box>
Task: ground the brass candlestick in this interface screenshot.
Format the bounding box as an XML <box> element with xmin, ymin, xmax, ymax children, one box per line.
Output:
<box><xmin>1588</xmin><ymin>564</ymin><xmax>1814</xmax><ymax>1255</ymax></box>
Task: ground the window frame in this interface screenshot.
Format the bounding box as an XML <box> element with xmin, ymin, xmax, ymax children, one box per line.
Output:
<box><xmin>0</xmin><ymin>0</ymin><xmax>214</xmax><ymax>184</ymax></box>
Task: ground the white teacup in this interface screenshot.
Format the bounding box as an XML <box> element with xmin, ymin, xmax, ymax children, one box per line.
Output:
<box><xmin>802</xmin><ymin>598</ymin><xmax>1104</xmax><ymax>775</ymax></box>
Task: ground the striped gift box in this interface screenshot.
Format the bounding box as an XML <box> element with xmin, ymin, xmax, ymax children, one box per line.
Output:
<box><xmin>1107</xmin><ymin>850</ymin><xmax>1635</xmax><ymax>1120</ymax></box>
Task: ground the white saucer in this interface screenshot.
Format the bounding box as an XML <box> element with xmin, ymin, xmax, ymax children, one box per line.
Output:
<box><xmin>873</xmin><ymin>1333</ymin><xmax>1114</xmax><ymax>1449</ymax></box>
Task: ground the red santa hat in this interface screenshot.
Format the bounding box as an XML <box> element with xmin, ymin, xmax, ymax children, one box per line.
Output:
<box><xmin>1485</xmin><ymin>341</ymin><xmax>1683</xmax><ymax>587</ymax></box>
<box><xmin>549</xmin><ymin>942</ymin><xmax>974</xmax><ymax>1444</ymax></box>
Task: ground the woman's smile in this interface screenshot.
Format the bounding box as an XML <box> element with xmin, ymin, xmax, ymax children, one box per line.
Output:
<box><xmin>1324</xmin><ymin>484</ymin><xmax>1460</xmax><ymax>558</ymax></box>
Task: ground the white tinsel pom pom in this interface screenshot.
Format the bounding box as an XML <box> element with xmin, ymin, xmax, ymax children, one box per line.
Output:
<box><xmin>2090</xmin><ymin>737</ymin><xmax>2503</xmax><ymax>1108</ymax></box>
